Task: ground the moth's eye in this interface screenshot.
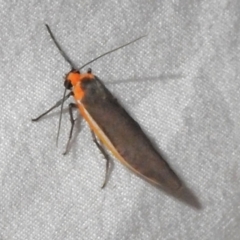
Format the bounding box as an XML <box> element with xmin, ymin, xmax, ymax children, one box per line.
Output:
<box><xmin>87</xmin><ymin>68</ymin><xmax>92</xmax><ymax>74</ymax></box>
<box><xmin>64</xmin><ymin>80</ymin><xmax>72</xmax><ymax>89</ymax></box>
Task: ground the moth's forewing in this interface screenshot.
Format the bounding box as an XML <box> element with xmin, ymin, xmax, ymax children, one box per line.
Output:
<box><xmin>76</xmin><ymin>76</ymin><xmax>181</xmax><ymax>191</ymax></box>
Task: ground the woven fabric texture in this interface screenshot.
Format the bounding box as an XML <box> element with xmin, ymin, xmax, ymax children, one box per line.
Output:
<box><xmin>0</xmin><ymin>1</ymin><xmax>240</xmax><ymax>239</ymax></box>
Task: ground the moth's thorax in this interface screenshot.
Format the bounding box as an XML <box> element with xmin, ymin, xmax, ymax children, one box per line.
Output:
<box><xmin>65</xmin><ymin>71</ymin><xmax>94</xmax><ymax>87</ymax></box>
<box><xmin>65</xmin><ymin>70</ymin><xmax>94</xmax><ymax>101</ymax></box>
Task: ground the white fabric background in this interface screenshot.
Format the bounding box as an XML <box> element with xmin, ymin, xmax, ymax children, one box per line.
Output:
<box><xmin>0</xmin><ymin>0</ymin><xmax>240</xmax><ymax>239</ymax></box>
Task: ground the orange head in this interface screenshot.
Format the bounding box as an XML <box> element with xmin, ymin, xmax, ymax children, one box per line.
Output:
<box><xmin>64</xmin><ymin>68</ymin><xmax>95</xmax><ymax>101</ymax></box>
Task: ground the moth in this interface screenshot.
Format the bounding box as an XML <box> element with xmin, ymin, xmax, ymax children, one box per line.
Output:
<box><xmin>32</xmin><ymin>24</ymin><xmax>182</xmax><ymax>192</ymax></box>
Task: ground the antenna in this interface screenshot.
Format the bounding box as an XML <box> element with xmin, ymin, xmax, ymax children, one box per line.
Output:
<box><xmin>46</xmin><ymin>23</ymin><xmax>146</xmax><ymax>71</ymax></box>
<box><xmin>56</xmin><ymin>87</ymin><xmax>67</xmax><ymax>146</ymax></box>
<box><xmin>79</xmin><ymin>35</ymin><xmax>146</xmax><ymax>70</ymax></box>
<box><xmin>45</xmin><ymin>24</ymin><xmax>77</xmax><ymax>70</ymax></box>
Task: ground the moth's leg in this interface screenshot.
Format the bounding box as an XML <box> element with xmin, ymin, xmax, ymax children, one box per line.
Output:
<box><xmin>91</xmin><ymin>131</ymin><xmax>110</xmax><ymax>188</ymax></box>
<box><xmin>63</xmin><ymin>103</ymin><xmax>78</xmax><ymax>155</ymax></box>
<box><xmin>32</xmin><ymin>92</ymin><xmax>72</xmax><ymax>121</ymax></box>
